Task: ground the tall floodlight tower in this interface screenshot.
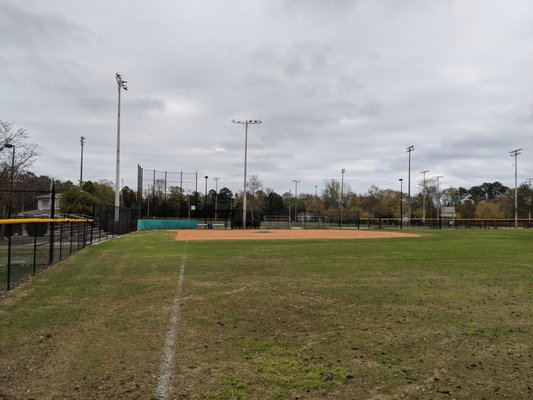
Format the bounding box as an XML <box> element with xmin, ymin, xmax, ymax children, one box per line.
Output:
<box><xmin>420</xmin><ymin>170</ymin><xmax>429</xmax><ymax>223</ymax></box>
<box><xmin>510</xmin><ymin>148</ymin><xmax>523</xmax><ymax>229</ymax></box>
<box><xmin>115</xmin><ymin>72</ymin><xmax>128</xmax><ymax>223</ymax></box>
<box><xmin>406</xmin><ymin>146</ymin><xmax>415</xmax><ymax>225</ymax></box>
<box><xmin>231</xmin><ymin>119</ymin><xmax>262</xmax><ymax>228</ymax></box>
<box><xmin>79</xmin><ymin>136</ymin><xmax>86</xmax><ymax>188</ymax></box>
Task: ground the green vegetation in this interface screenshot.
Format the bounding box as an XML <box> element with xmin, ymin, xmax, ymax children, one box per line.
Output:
<box><xmin>0</xmin><ymin>229</ymin><xmax>532</xmax><ymax>399</ymax></box>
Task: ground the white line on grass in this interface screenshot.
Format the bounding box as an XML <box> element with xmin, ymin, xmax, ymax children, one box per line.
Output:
<box><xmin>155</xmin><ymin>241</ymin><xmax>188</xmax><ymax>400</ymax></box>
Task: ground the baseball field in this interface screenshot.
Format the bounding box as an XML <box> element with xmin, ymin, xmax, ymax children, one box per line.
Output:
<box><xmin>0</xmin><ymin>228</ymin><xmax>531</xmax><ymax>399</ymax></box>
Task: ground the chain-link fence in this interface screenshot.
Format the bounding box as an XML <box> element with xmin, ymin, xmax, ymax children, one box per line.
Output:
<box><xmin>263</xmin><ymin>211</ymin><xmax>532</xmax><ymax>230</ymax></box>
<box><xmin>0</xmin><ymin>186</ymin><xmax>138</xmax><ymax>293</ymax></box>
<box><xmin>0</xmin><ymin>219</ymin><xmax>98</xmax><ymax>292</ymax></box>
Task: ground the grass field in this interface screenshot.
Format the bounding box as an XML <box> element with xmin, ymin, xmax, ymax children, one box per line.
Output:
<box><xmin>0</xmin><ymin>229</ymin><xmax>531</xmax><ymax>399</ymax></box>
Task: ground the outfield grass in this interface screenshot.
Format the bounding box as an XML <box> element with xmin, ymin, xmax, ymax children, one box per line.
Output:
<box><xmin>0</xmin><ymin>229</ymin><xmax>531</xmax><ymax>399</ymax></box>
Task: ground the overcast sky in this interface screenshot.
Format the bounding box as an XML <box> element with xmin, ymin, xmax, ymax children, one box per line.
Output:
<box><xmin>1</xmin><ymin>0</ymin><xmax>532</xmax><ymax>196</ymax></box>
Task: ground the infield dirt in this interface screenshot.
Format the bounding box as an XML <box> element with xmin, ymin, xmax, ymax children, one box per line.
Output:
<box><xmin>174</xmin><ymin>228</ymin><xmax>419</xmax><ymax>241</ymax></box>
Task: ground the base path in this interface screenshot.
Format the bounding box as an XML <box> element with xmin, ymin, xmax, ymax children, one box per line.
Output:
<box><xmin>174</xmin><ymin>229</ymin><xmax>419</xmax><ymax>241</ymax></box>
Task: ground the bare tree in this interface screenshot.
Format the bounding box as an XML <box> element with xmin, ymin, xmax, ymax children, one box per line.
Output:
<box><xmin>322</xmin><ymin>179</ymin><xmax>340</xmax><ymax>209</ymax></box>
<box><xmin>0</xmin><ymin>121</ymin><xmax>38</xmax><ymax>217</ymax></box>
<box><xmin>247</xmin><ymin>174</ymin><xmax>263</xmax><ymax>219</ymax></box>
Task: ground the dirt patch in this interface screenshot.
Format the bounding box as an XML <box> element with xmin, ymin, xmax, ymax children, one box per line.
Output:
<box><xmin>175</xmin><ymin>229</ymin><xmax>419</xmax><ymax>241</ymax></box>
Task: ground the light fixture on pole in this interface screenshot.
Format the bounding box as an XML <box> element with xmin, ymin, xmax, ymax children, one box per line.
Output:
<box><xmin>79</xmin><ymin>136</ymin><xmax>86</xmax><ymax>188</ymax></box>
<box><xmin>406</xmin><ymin>145</ymin><xmax>414</xmax><ymax>225</ymax></box>
<box><xmin>114</xmin><ymin>72</ymin><xmax>128</xmax><ymax>224</ymax></box>
<box><xmin>340</xmin><ymin>169</ymin><xmax>346</xmax><ymax>227</ymax></box>
<box><xmin>399</xmin><ymin>178</ymin><xmax>403</xmax><ymax>229</ymax></box>
<box><xmin>292</xmin><ymin>179</ymin><xmax>301</xmax><ymax>223</ymax></box>
<box><xmin>420</xmin><ymin>170</ymin><xmax>429</xmax><ymax>223</ymax></box>
<box><xmin>510</xmin><ymin>148</ymin><xmax>523</xmax><ymax>229</ymax></box>
<box><xmin>231</xmin><ymin>119</ymin><xmax>262</xmax><ymax>228</ymax></box>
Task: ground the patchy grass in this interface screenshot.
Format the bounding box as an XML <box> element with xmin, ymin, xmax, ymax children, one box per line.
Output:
<box><xmin>0</xmin><ymin>229</ymin><xmax>532</xmax><ymax>399</ymax></box>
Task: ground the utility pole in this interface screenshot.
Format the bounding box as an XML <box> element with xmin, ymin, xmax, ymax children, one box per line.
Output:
<box><xmin>510</xmin><ymin>149</ymin><xmax>523</xmax><ymax>229</ymax></box>
<box><xmin>406</xmin><ymin>145</ymin><xmax>415</xmax><ymax>225</ymax></box>
<box><xmin>420</xmin><ymin>170</ymin><xmax>429</xmax><ymax>223</ymax></box>
<box><xmin>79</xmin><ymin>136</ymin><xmax>86</xmax><ymax>188</ymax></box>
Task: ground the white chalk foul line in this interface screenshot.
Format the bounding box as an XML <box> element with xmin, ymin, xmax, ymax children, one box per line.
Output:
<box><xmin>155</xmin><ymin>241</ymin><xmax>188</xmax><ymax>400</ymax></box>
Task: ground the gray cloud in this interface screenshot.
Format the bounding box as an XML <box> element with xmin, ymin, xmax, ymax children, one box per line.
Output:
<box><xmin>1</xmin><ymin>0</ymin><xmax>532</xmax><ymax>196</ymax></box>
<box><xmin>0</xmin><ymin>1</ymin><xmax>86</xmax><ymax>50</ymax></box>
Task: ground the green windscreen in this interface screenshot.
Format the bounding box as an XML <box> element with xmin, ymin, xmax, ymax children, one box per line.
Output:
<box><xmin>137</xmin><ymin>219</ymin><xmax>198</xmax><ymax>230</ymax></box>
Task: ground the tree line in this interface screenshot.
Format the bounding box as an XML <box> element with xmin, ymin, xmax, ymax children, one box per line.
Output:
<box><xmin>2</xmin><ymin>121</ymin><xmax>532</xmax><ymax>220</ymax></box>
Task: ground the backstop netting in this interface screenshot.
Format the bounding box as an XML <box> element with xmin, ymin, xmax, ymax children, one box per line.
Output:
<box><xmin>137</xmin><ymin>165</ymin><xmax>199</xmax><ymax>219</ymax></box>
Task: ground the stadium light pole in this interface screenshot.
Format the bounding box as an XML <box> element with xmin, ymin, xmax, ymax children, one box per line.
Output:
<box><xmin>231</xmin><ymin>119</ymin><xmax>262</xmax><ymax>228</ymax></box>
<box><xmin>406</xmin><ymin>145</ymin><xmax>414</xmax><ymax>225</ymax></box>
<box><xmin>340</xmin><ymin>169</ymin><xmax>346</xmax><ymax>227</ymax></box>
<box><xmin>79</xmin><ymin>136</ymin><xmax>86</xmax><ymax>188</ymax></box>
<box><xmin>292</xmin><ymin>179</ymin><xmax>301</xmax><ymax>223</ymax></box>
<box><xmin>420</xmin><ymin>170</ymin><xmax>429</xmax><ymax>223</ymax></box>
<box><xmin>399</xmin><ymin>178</ymin><xmax>403</xmax><ymax>229</ymax></box>
<box><xmin>114</xmin><ymin>72</ymin><xmax>128</xmax><ymax>224</ymax></box>
<box><xmin>510</xmin><ymin>148</ymin><xmax>523</xmax><ymax>229</ymax></box>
